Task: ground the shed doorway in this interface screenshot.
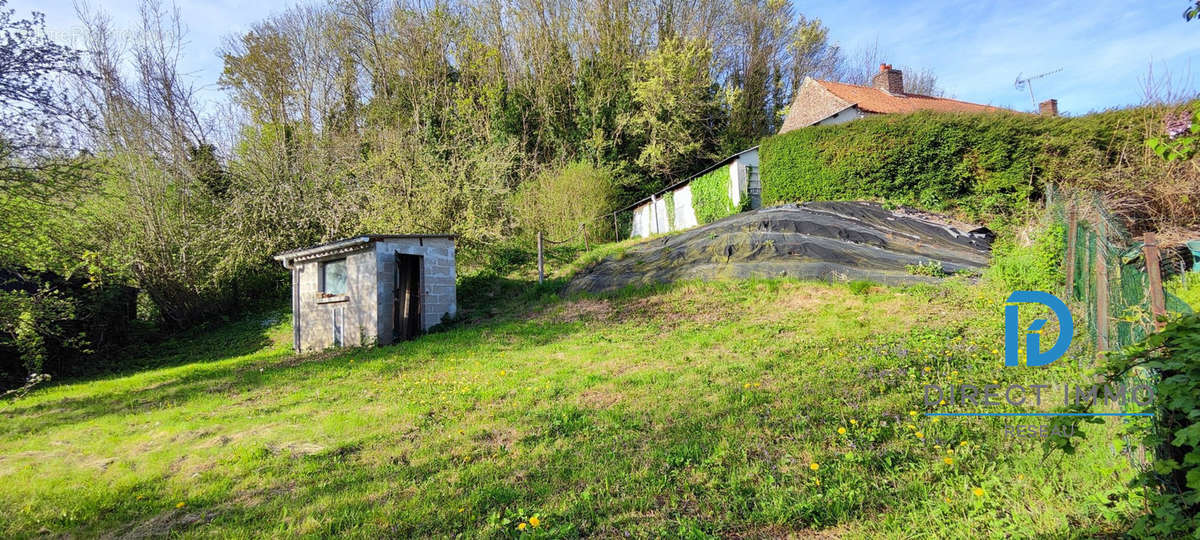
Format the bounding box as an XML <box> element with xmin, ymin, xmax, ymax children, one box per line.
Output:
<box><xmin>393</xmin><ymin>253</ymin><xmax>422</xmax><ymax>341</ymax></box>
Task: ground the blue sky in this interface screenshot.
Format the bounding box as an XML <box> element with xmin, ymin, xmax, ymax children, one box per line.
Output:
<box><xmin>15</xmin><ymin>0</ymin><xmax>1199</xmax><ymax>116</ymax></box>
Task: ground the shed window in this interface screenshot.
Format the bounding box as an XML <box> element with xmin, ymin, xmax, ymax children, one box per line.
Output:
<box><xmin>321</xmin><ymin>258</ymin><xmax>348</xmax><ymax>295</ymax></box>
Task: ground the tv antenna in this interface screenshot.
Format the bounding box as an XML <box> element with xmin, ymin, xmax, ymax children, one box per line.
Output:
<box><xmin>1014</xmin><ymin>68</ymin><xmax>1063</xmax><ymax>106</ymax></box>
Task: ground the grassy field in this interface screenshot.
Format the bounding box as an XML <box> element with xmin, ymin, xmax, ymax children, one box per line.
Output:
<box><xmin>0</xmin><ymin>274</ymin><xmax>1144</xmax><ymax>537</ymax></box>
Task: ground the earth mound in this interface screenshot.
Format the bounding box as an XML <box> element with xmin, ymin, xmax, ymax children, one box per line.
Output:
<box><xmin>566</xmin><ymin>201</ymin><xmax>993</xmax><ymax>294</ymax></box>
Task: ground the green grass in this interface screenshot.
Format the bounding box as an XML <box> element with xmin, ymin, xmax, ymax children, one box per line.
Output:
<box><xmin>0</xmin><ymin>276</ymin><xmax>1142</xmax><ymax>537</ymax></box>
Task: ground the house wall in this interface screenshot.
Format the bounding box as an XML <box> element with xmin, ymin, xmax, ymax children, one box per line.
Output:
<box><xmin>778</xmin><ymin>77</ymin><xmax>854</xmax><ymax>133</ymax></box>
<box><xmin>815</xmin><ymin>106</ymin><xmax>869</xmax><ymax>126</ymax></box>
<box><xmin>373</xmin><ymin>237</ymin><xmax>457</xmax><ymax>342</ymax></box>
<box><xmin>295</xmin><ymin>248</ymin><xmax>378</xmax><ymax>352</ymax></box>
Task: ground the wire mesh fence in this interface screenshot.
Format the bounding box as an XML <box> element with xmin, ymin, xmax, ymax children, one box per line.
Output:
<box><xmin>1046</xmin><ymin>186</ymin><xmax>1193</xmax><ymax>353</ymax></box>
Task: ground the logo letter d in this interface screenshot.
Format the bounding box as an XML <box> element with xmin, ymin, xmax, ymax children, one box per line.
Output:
<box><xmin>1004</xmin><ymin>291</ymin><xmax>1073</xmax><ymax>367</ymax></box>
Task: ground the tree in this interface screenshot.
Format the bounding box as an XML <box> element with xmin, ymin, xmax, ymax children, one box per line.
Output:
<box><xmin>837</xmin><ymin>39</ymin><xmax>943</xmax><ymax>96</ymax></box>
<box><xmin>626</xmin><ymin>37</ymin><xmax>721</xmax><ymax>185</ymax></box>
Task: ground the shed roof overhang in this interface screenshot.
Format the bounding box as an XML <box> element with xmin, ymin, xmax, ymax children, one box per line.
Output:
<box><xmin>273</xmin><ymin>234</ymin><xmax>456</xmax><ymax>266</ymax></box>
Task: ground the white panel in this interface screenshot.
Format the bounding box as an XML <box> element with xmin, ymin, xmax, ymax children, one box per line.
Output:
<box><xmin>673</xmin><ymin>185</ymin><xmax>698</xmax><ymax>229</ymax></box>
<box><xmin>654</xmin><ymin>196</ymin><xmax>669</xmax><ymax>233</ymax></box>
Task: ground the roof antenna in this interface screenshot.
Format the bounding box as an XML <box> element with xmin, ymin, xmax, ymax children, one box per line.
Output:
<box><xmin>1014</xmin><ymin>68</ymin><xmax>1063</xmax><ymax>106</ymax></box>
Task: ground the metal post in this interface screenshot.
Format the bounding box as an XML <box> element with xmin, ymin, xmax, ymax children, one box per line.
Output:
<box><xmin>1065</xmin><ymin>206</ymin><xmax>1077</xmax><ymax>299</ymax></box>
<box><xmin>1143</xmin><ymin>232</ymin><xmax>1167</xmax><ymax>330</ymax></box>
<box><xmin>537</xmin><ymin>231</ymin><xmax>544</xmax><ymax>284</ymax></box>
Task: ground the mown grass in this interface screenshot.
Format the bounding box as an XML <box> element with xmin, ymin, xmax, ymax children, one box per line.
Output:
<box><xmin>0</xmin><ymin>276</ymin><xmax>1142</xmax><ymax>538</ymax></box>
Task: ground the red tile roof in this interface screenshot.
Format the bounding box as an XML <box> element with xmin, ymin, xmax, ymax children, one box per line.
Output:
<box><xmin>815</xmin><ymin>79</ymin><xmax>1008</xmax><ymax>115</ymax></box>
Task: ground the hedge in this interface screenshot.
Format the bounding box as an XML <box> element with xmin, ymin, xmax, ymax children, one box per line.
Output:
<box><xmin>759</xmin><ymin>107</ymin><xmax>1156</xmax><ymax>221</ymax></box>
<box><xmin>690</xmin><ymin>165</ymin><xmax>735</xmax><ymax>225</ymax></box>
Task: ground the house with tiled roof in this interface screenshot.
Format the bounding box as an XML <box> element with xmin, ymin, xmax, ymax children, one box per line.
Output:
<box><xmin>778</xmin><ymin>63</ymin><xmax>1039</xmax><ymax>134</ymax></box>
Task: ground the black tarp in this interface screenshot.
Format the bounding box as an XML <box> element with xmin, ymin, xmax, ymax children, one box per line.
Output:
<box><xmin>566</xmin><ymin>202</ymin><xmax>993</xmax><ymax>294</ymax></box>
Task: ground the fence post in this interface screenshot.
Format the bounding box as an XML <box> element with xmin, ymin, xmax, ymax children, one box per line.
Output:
<box><xmin>1096</xmin><ymin>243</ymin><xmax>1109</xmax><ymax>351</ymax></box>
<box><xmin>613</xmin><ymin>212</ymin><xmax>619</xmax><ymax>241</ymax></box>
<box><xmin>1065</xmin><ymin>206</ymin><xmax>1077</xmax><ymax>299</ymax></box>
<box><xmin>581</xmin><ymin>223</ymin><xmax>589</xmax><ymax>251</ymax></box>
<box><xmin>537</xmin><ymin>231</ymin><xmax>544</xmax><ymax>284</ymax></box>
<box><xmin>1143</xmin><ymin>232</ymin><xmax>1167</xmax><ymax>330</ymax></box>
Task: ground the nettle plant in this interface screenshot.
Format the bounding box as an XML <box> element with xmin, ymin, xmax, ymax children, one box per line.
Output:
<box><xmin>1146</xmin><ymin>108</ymin><xmax>1200</xmax><ymax>161</ymax></box>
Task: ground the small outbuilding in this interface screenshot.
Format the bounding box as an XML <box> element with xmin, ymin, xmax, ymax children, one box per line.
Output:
<box><xmin>273</xmin><ymin>235</ymin><xmax>457</xmax><ymax>352</ymax></box>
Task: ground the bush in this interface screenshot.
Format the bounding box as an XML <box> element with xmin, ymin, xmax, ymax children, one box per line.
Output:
<box><xmin>1095</xmin><ymin>314</ymin><xmax>1200</xmax><ymax>537</ymax></box>
<box><xmin>513</xmin><ymin>161</ymin><xmax>615</xmax><ymax>243</ymax></box>
<box><xmin>690</xmin><ymin>166</ymin><xmax>735</xmax><ymax>225</ymax></box>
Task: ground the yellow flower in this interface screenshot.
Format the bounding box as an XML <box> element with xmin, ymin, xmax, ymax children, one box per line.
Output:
<box><xmin>943</xmin><ymin>457</ymin><xmax>953</xmax><ymax>465</ymax></box>
<box><xmin>500</xmin><ymin>370</ymin><xmax>506</xmax><ymax>376</ymax></box>
<box><xmin>175</xmin><ymin>502</ymin><xmax>185</xmax><ymax>509</ymax></box>
<box><xmin>744</xmin><ymin>383</ymin><xmax>751</xmax><ymax>389</ymax></box>
<box><xmin>530</xmin><ymin>516</ymin><xmax>540</xmax><ymax>528</ymax></box>
<box><xmin>960</xmin><ymin>441</ymin><xmax>968</xmax><ymax>446</ymax></box>
<box><xmin>909</xmin><ymin>411</ymin><xmax>918</xmax><ymax>417</ymax></box>
<box><xmin>753</xmin><ymin>382</ymin><xmax>761</xmax><ymax>388</ymax></box>
<box><xmin>946</xmin><ymin>449</ymin><xmax>954</xmax><ymax>455</ymax></box>
<box><xmin>850</xmin><ymin>419</ymin><xmax>857</xmax><ymax>425</ymax></box>
<box><xmin>923</xmin><ymin>366</ymin><xmax>931</xmax><ymax>372</ymax></box>
<box><xmin>458</xmin><ymin>507</ymin><xmax>465</xmax><ymax>513</ymax></box>
<box><xmin>915</xmin><ymin>431</ymin><xmax>924</xmax><ymax>439</ymax></box>
<box><xmin>972</xmin><ymin>487</ymin><xmax>984</xmax><ymax>497</ymax></box>
<box><xmin>837</xmin><ymin>427</ymin><xmax>846</xmax><ymax>435</ymax></box>
<box><xmin>810</xmin><ymin>462</ymin><xmax>820</xmax><ymax>471</ymax></box>
<box><xmin>991</xmin><ymin>349</ymin><xmax>999</xmax><ymax>355</ymax></box>
<box><xmin>815</xmin><ymin>478</ymin><xmax>821</xmax><ymax>486</ymax></box>
<box><xmin>518</xmin><ymin>522</ymin><xmax>527</xmax><ymax>530</ymax></box>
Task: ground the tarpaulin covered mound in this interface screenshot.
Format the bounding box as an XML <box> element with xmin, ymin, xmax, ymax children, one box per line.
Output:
<box><xmin>566</xmin><ymin>201</ymin><xmax>993</xmax><ymax>294</ymax></box>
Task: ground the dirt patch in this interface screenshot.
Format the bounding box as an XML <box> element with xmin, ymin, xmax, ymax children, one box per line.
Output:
<box><xmin>109</xmin><ymin>509</ymin><xmax>214</xmax><ymax>539</ymax></box>
<box><xmin>576</xmin><ymin>389</ymin><xmax>625</xmax><ymax>409</ymax></box>
<box><xmin>531</xmin><ymin>298</ymin><xmax>616</xmax><ymax>323</ymax></box>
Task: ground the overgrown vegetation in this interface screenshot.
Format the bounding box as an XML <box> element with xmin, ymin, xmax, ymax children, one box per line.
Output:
<box><xmin>1057</xmin><ymin>313</ymin><xmax>1200</xmax><ymax>537</ymax></box>
<box><xmin>984</xmin><ymin>221</ymin><xmax>1067</xmax><ymax>292</ymax></box>
<box><xmin>759</xmin><ymin>105</ymin><xmax>1200</xmax><ymax>236</ymax></box>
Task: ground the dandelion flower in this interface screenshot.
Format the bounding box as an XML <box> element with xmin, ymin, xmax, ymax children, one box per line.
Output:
<box><xmin>915</xmin><ymin>431</ymin><xmax>924</xmax><ymax>439</ymax></box>
<box><xmin>972</xmin><ymin>487</ymin><xmax>984</xmax><ymax>497</ymax></box>
<box><xmin>991</xmin><ymin>349</ymin><xmax>999</xmax><ymax>355</ymax></box>
<box><xmin>850</xmin><ymin>419</ymin><xmax>857</xmax><ymax>425</ymax></box>
<box><xmin>960</xmin><ymin>441</ymin><xmax>968</xmax><ymax>446</ymax></box>
<box><xmin>500</xmin><ymin>370</ymin><xmax>506</xmax><ymax>376</ymax></box>
<box><xmin>458</xmin><ymin>507</ymin><xmax>465</xmax><ymax>513</ymax></box>
<box><xmin>946</xmin><ymin>449</ymin><xmax>953</xmax><ymax>455</ymax></box>
<box><xmin>815</xmin><ymin>478</ymin><xmax>821</xmax><ymax>486</ymax></box>
<box><xmin>518</xmin><ymin>522</ymin><xmax>527</xmax><ymax>530</ymax></box>
<box><xmin>175</xmin><ymin>502</ymin><xmax>186</xmax><ymax>509</ymax></box>
<box><xmin>530</xmin><ymin>516</ymin><xmax>540</xmax><ymax>528</ymax></box>
<box><xmin>909</xmin><ymin>411</ymin><xmax>918</xmax><ymax>417</ymax></box>
<box><xmin>810</xmin><ymin>462</ymin><xmax>820</xmax><ymax>471</ymax></box>
<box><xmin>744</xmin><ymin>383</ymin><xmax>751</xmax><ymax>389</ymax></box>
<box><xmin>753</xmin><ymin>382</ymin><xmax>761</xmax><ymax>388</ymax></box>
<box><xmin>837</xmin><ymin>427</ymin><xmax>846</xmax><ymax>435</ymax></box>
<box><xmin>943</xmin><ymin>457</ymin><xmax>953</xmax><ymax>465</ymax></box>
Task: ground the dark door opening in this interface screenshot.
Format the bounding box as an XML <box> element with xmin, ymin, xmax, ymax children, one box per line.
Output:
<box><xmin>393</xmin><ymin>253</ymin><xmax>422</xmax><ymax>341</ymax></box>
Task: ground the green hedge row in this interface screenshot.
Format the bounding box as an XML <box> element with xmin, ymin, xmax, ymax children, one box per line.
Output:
<box><xmin>690</xmin><ymin>165</ymin><xmax>736</xmax><ymax>225</ymax></box>
<box><xmin>759</xmin><ymin>108</ymin><xmax>1151</xmax><ymax>220</ymax></box>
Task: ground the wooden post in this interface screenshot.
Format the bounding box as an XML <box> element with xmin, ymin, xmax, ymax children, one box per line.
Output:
<box><xmin>1143</xmin><ymin>232</ymin><xmax>1167</xmax><ymax>330</ymax></box>
<box><xmin>613</xmin><ymin>212</ymin><xmax>619</xmax><ymax>241</ymax></box>
<box><xmin>581</xmin><ymin>223</ymin><xmax>589</xmax><ymax>251</ymax></box>
<box><xmin>537</xmin><ymin>231</ymin><xmax>544</xmax><ymax>284</ymax></box>
<box><xmin>1065</xmin><ymin>207</ymin><xmax>1077</xmax><ymax>299</ymax></box>
<box><xmin>1096</xmin><ymin>244</ymin><xmax>1109</xmax><ymax>351</ymax></box>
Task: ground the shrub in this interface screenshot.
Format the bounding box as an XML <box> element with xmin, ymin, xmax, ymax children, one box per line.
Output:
<box><xmin>1092</xmin><ymin>314</ymin><xmax>1200</xmax><ymax>537</ymax></box>
<box><xmin>690</xmin><ymin>166</ymin><xmax>735</xmax><ymax>225</ymax></box>
<box><xmin>513</xmin><ymin>161</ymin><xmax>615</xmax><ymax>242</ymax></box>
<box><xmin>904</xmin><ymin>260</ymin><xmax>947</xmax><ymax>277</ymax></box>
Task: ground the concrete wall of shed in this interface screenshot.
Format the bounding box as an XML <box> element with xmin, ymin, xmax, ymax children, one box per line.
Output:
<box><xmin>372</xmin><ymin>237</ymin><xmax>457</xmax><ymax>345</ymax></box>
<box><xmin>295</xmin><ymin>248</ymin><xmax>378</xmax><ymax>352</ymax></box>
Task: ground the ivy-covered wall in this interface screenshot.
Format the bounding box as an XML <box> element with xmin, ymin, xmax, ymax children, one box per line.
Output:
<box><xmin>758</xmin><ymin>107</ymin><xmax>1158</xmax><ymax>222</ymax></box>
<box><xmin>690</xmin><ymin>166</ymin><xmax>736</xmax><ymax>225</ymax></box>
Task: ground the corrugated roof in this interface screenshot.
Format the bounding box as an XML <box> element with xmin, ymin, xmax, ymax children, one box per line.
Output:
<box><xmin>814</xmin><ymin>80</ymin><xmax>1008</xmax><ymax>115</ymax></box>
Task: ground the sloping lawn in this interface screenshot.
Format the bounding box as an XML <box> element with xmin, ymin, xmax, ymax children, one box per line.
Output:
<box><xmin>0</xmin><ymin>278</ymin><xmax>1141</xmax><ymax>537</ymax></box>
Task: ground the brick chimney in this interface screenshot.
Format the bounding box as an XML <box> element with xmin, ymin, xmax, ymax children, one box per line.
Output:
<box><xmin>1038</xmin><ymin>99</ymin><xmax>1059</xmax><ymax>117</ymax></box>
<box><xmin>872</xmin><ymin>63</ymin><xmax>904</xmax><ymax>94</ymax></box>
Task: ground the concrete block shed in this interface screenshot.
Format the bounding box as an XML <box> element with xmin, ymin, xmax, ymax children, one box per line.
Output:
<box><xmin>273</xmin><ymin>235</ymin><xmax>457</xmax><ymax>352</ymax></box>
